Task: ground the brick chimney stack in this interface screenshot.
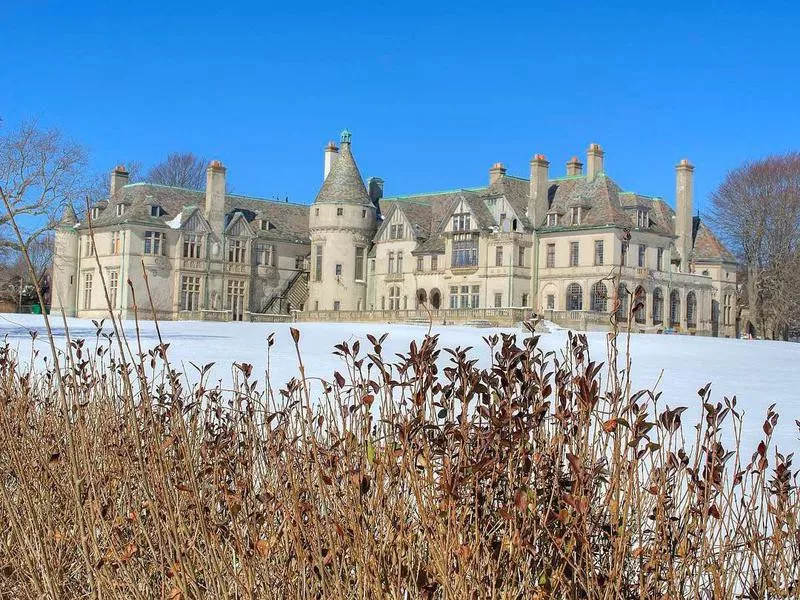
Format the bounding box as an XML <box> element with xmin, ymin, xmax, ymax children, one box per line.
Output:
<box><xmin>528</xmin><ymin>154</ymin><xmax>550</xmax><ymax>227</ymax></box>
<box><xmin>110</xmin><ymin>165</ymin><xmax>129</xmax><ymax>197</ymax></box>
<box><xmin>489</xmin><ymin>162</ymin><xmax>507</xmax><ymax>185</ymax></box>
<box><xmin>323</xmin><ymin>141</ymin><xmax>339</xmax><ymax>180</ymax></box>
<box><xmin>675</xmin><ymin>158</ymin><xmax>695</xmax><ymax>272</ymax></box>
<box><xmin>205</xmin><ymin>160</ymin><xmax>227</xmax><ymax>234</ymax></box>
<box><xmin>586</xmin><ymin>143</ymin><xmax>605</xmax><ymax>180</ymax></box>
<box><xmin>566</xmin><ymin>156</ymin><xmax>583</xmax><ymax>177</ymax></box>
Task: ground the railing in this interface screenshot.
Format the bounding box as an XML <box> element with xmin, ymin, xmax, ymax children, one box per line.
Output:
<box><xmin>297</xmin><ymin>307</ymin><xmax>535</xmax><ymax>326</ymax></box>
<box><xmin>176</xmin><ymin>309</ymin><xmax>231</xmax><ymax>322</ymax></box>
<box><xmin>385</xmin><ymin>273</ymin><xmax>405</xmax><ymax>282</ymax></box>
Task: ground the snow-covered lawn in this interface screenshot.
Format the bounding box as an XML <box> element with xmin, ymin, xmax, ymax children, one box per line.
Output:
<box><xmin>0</xmin><ymin>313</ymin><xmax>797</xmax><ymax>453</ymax></box>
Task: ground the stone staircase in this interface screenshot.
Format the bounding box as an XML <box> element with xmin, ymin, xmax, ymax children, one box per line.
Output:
<box><xmin>262</xmin><ymin>271</ymin><xmax>308</xmax><ymax>315</ymax></box>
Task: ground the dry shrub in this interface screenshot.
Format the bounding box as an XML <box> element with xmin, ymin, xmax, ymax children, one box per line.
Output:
<box><xmin>0</xmin><ymin>315</ymin><xmax>798</xmax><ymax>599</ymax></box>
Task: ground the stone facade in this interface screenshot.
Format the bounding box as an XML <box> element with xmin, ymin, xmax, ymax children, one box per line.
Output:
<box><xmin>52</xmin><ymin>132</ymin><xmax>739</xmax><ymax>336</ymax></box>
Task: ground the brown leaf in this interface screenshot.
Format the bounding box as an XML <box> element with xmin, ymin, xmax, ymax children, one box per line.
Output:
<box><xmin>167</xmin><ymin>587</ymin><xmax>182</xmax><ymax>600</ymax></box>
<box><xmin>602</xmin><ymin>419</ymin><xmax>618</xmax><ymax>433</ymax></box>
<box><xmin>255</xmin><ymin>539</ymin><xmax>270</xmax><ymax>557</ymax></box>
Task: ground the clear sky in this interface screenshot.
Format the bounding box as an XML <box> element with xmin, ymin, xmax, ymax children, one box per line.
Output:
<box><xmin>2</xmin><ymin>1</ymin><xmax>798</xmax><ymax>213</ymax></box>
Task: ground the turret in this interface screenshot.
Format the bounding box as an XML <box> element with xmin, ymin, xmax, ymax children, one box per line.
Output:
<box><xmin>51</xmin><ymin>205</ymin><xmax>80</xmax><ymax>316</ymax></box>
<box><xmin>307</xmin><ymin>130</ymin><xmax>377</xmax><ymax>312</ymax></box>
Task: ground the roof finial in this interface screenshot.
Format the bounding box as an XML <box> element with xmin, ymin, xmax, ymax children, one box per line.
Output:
<box><xmin>340</xmin><ymin>129</ymin><xmax>352</xmax><ymax>144</ymax></box>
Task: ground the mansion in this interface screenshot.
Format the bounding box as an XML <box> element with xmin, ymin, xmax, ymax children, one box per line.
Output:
<box><xmin>52</xmin><ymin>132</ymin><xmax>739</xmax><ymax>335</ymax></box>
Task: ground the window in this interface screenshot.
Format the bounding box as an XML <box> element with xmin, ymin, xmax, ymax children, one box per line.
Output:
<box><xmin>546</xmin><ymin>243</ymin><xmax>556</xmax><ymax>268</ymax></box>
<box><xmin>228</xmin><ymin>239</ymin><xmax>245</xmax><ymax>263</ymax></box>
<box><xmin>452</xmin><ymin>213</ymin><xmax>471</xmax><ymax>232</ymax></box>
<box><xmin>634</xmin><ymin>286</ymin><xmax>646</xmax><ymax>324</ymax></box>
<box><xmin>569</xmin><ymin>242</ymin><xmax>579</xmax><ymax>267</ymax></box>
<box><xmin>314</xmin><ymin>246</ymin><xmax>323</xmax><ymax>282</ymax></box>
<box><xmin>260</xmin><ymin>220</ymin><xmax>270</xmax><ymax>231</ymax></box>
<box><xmin>403</xmin><ymin>295</ymin><xmax>408</xmax><ymax>309</ymax></box>
<box><xmin>333</xmin><ymin>300</ymin><xmax>341</xmax><ymax>311</ymax></box>
<box><xmin>355</xmin><ymin>247</ymin><xmax>365</xmax><ymax>281</ymax></box>
<box><xmin>653</xmin><ymin>288</ymin><xmax>664</xmax><ymax>324</ymax></box>
<box><xmin>566</xmin><ymin>283</ymin><xmax>583</xmax><ymax>310</ymax></box>
<box><xmin>512</xmin><ymin>219</ymin><xmax>518</xmax><ymax>231</ymax></box>
<box><xmin>314</xmin><ymin>300</ymin><xmax>319</xmax><ymax>311</ymax></box>
<box><xmin>621</xmin><ymin>241</ymin><xmax>628</xmax><ymax>266</ymax></box>
<box><xmin>295</xmin><ymin>255</ymin><xmax>305</xmax><ymax>270</ymax></box>
<box><xmin>108</xmin><ymin>270</ymin><xmax>119</xmax><ymax>308</ymax></box>
<box><xmin>471</xmin><ymin>285</ymin><xmax>480</xmax><ymax>308</ymax></box>
<box><xmin>361</xmin><ymin>209</ymin><xmax>366</xmax><ymax>219</ymax></box>
<box><xmin>669</xmin><ymin>290</ymin><xmax>681</xmax><ymax>326</ymax></box>
<box><xmin>149</xmin><ymin>205</ymin><xmax>162</xmax><ymax>218</ymax></box>
<box><xmin>143</xmin><ymin>231</ymin><xmax>163</xmax><ymax>255</ymax></box>
<box><xmin>521</xmin><ymin>293</ymin><xmax>528</xmax><ymax>307</ymax></box>
<box><xmin>82</xmin><ymin>272</ymin><xmax>93</xmax><ymax>310</ymax></box>
<box><xmin>686</xmin><ymin>292</ymin><xmax>697</xmax><ymax>328</ymax></box>
<box><xmin>111</xmin><ymin>231</ymin><xmax>121</xmax><ymax>255</ymax></box>
<box><xmin>180</xmin><ymin>276</ymin><xmax>201</xmax><ymax>311</ymax></box>
<box><xmin>315</xmin><ymin>208</ymin><xmax>320</xmax><ymax>217</ymax></box>
<box><xmin>388</xmin><ymin>252</ymin><xmax>395</xmax><ymax>274</ymax></box>
<box><xmin>335</xmin><ymin>263</ymin><xmax>343</xmax><ymax>277</ymax></box>
<box><xmin>431</xmin><ymin>255</ymin><xmax>438</xmax><ymax>271</ymax></box>
<box><xmin>389</xmin><ymin>223</ymin><xmax>404</xmax><ymax>240</ymax></box>
<box><xmin>226</xmin><ymin>279</ymin><xmax>246</xmax><ymax>319</ymax></box>
<box><xmin>116</xmin><ymin>204</ymin><xmax>125</xmax><ymax>217</ymax></box>
<box><xmin>397</xmin><ymin>251</ymin><xmax>404</xmax><ymax>273</ymax></box>
<box><xmin>590</xmin><ymin>282</ymin><xmax>608</xmax><ymax>312</ymax></box>
<box><xmin>495</xmin><ymin>246</ymin><xmax>504</xmax><ymax>267</ymax></box>
<box><xmin>417</xmin><ymin>256</ymin><xmax>424</xmax><ymax>272</ymax></box>
<box><xmin>449</xmin><ymin>286</ymin><xmax>458</xmax><ymax>309</ymax></box>
<box><xmin>183</xmin><ymin>233</ymin><xmax>201</xmax><ymax>259</ymax></box>
<box><xmin>517</xmin><ymin>246</ymin><xmax>525</xmax><ymax>267</ymax></box>
<box><xmin>266</xmin><ymin>244</ymin><xmax>275</xmax><ymax>267</ymax></box>
<box><xmin>594</xmin><ymin>240</ymin><xmax>604</xmax><ymax>266</ymax></box>
<box><xmin>638</xmin><ymin>245</ymin><xmax>646</xmax><ymax>268</ymax></box>
<box><xmin>656</xmin><ymin>248</ymin><xmax>664</xmax><ymax>271</ymax></box>
<box><xmin>616</xmin><ymin>284</ymin><xmax>629</xmax><ymax>322</ymax></box>
<box><xmin>494</xmin><ymin>292</ymin><xmax>503</xmax><ymax>308</ymax></box>
<box><xmin>83</xmin><ymin>236</ymin><xmax>95</xmax><ymax>257</ymax></box>
<box><xmin>452</xmin><ymin>237</ymin><xmax>478</xmax><ymax>268</ymax></box>
<box><xmin>389</xmin><ymin>286</ymin><xmax>401</xmax><ymax>310</ymax></box>
<box><xmin>91</xmin><ymin>207</ymin><xmax>100</xmax><ymax>220</ymax></box>
<box><xmin>547</xmin><ymin>213</ymin><xmax>559</xmax><ymax>227</ymax></box>
<box><xmin>637</xmin><ymin>209</ymin><xmax>649</xmax><ymax>228</ymax></box>
<box><xmin>546</xmin><ymin>294</ymin><xmax>555</xmax><ymax>310</ymax></box>
<box><xmin>570</xmin><ymin>206</ymin><xmax>582</xmax><ymax>225</ymax></box>
<box><xmin>336</xmin><ymin>207</ymin><xmax>344</xmax><ymax>216</ymax></box>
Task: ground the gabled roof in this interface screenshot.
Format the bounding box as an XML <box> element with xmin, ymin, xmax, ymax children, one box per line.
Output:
<box><xmin>314</xmin><ymin>137</ymin><xmax>371</xmax><ymax>206</ymax></box>
<box><xmin>80</xmin><ymin>183</ymin><xmax>310</xmax><ymax>244</ymax></box>
<box><xmin>692</xmin><ymin>217</ymin><xmax>737</xmax><ymax>263</ymax></box>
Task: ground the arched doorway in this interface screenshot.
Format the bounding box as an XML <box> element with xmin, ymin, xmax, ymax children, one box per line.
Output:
<box><xmin>633</xmin><ymin>286</ymin><xmax>646</xmax><ymax>324</ymax></box>
<box><xmin>416</xmin><ymin>288</ymin><xmax>427</xmax><ymax>307</ymax></box>
<box><xmin>430</xmin><ymin>288</ymin><xmax>441</xmax><ymax>310</ymax></box>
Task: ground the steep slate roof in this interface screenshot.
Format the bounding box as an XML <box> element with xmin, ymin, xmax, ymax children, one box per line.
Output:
<box><xmin>692</xmin><ymin>217</ymin><xmax>737</xmax><ymax>263</ymax></box>
<box><xmin>314</xmin><ymin>137</ymin><xmax>372</xmax><ymax>206</ymax></box>
<box><xmin>77</xmin><ymin>182</ymin><xmax>310</xmax><ymax>244</ymax></box>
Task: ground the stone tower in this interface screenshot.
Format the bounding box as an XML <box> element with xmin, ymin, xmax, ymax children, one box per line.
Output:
<box><xmin>307</xmin><ymin>130</ymin><xmax>378</xmax><ymax>312</ymax></box>
<box><xmin>675</xmin><ymin>159</ymin><xmax>694</xmax><ymax>272</ymax></box>
<box><xmin>51</xmin><ymin>204</ymin><xmax>80</xmax><ymax>316</ymax></box>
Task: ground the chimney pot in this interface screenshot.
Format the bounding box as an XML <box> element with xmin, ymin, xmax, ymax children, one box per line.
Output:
<box><xmin>586</xmin><ymin>143</ymin><xmax>605</xmax><ymax>180</ymax></box>
<box><xmin>488</xmin><ymin>162</ymin><xmax>507</xmax><ymax>185</ymax></box>
<box><xmin>566</xmin><ymin>156</ymin><xmax>584</xmax><ymax>176</ymax></box>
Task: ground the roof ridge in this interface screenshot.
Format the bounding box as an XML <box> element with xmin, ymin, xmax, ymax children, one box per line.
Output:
<box><xmin>383</xmin><ymin>186</ymin><xmax>485</xmax><ymax>201</ymax></box>
<box><xmin>227</xmin><ymin>192</ymin><xmax>309</xmax><ymax>207</ymax></box>
<box><xmin>124</xmin><ymin>182</ymin><xmax>204</xmax><ymax>194</ymax></box>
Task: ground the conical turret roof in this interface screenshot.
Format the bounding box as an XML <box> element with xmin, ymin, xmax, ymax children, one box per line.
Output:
<box><xmin>314</xmin><ymin>130</ymin><xmax>371</xmax><ymax>205</ymax></box>
<box><xmin>59</xmin><ymin>204</ymin><xmax>78</xmax><ymax>226</ymax></box>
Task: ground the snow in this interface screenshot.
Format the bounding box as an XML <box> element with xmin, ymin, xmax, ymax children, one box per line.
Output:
<box><xmin>165</xmin><ymin>213</ymin><xmax>183</xmax><ymax>229</ymax></box>
<box><xmin>0</xmin><ymin>313</ymin><xmax>797</xmax><ymax>454</ymax></box>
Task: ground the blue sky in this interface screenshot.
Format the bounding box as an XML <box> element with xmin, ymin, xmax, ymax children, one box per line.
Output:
<box><xmin>2</xmin><ymin>1</ymin><xmax>798</xmax><ymax>213</ymax></box>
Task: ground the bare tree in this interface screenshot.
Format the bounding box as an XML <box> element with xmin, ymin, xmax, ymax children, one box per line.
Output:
<box><xmin>0</xmin><ymin>121</ymin><xmax>87</xmax><ymax>252</ymax></box>
<box><xmin>709</xmin><ymin>152</ymin><xmax>800</xmax><ymax>339</ymax></box>
<box><xmin>147</xmin><ymin>152</ymin><xmax>206</xmax><ymax>190</ymax></box>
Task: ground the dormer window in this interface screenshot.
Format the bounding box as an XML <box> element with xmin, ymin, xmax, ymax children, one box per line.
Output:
<box><xmin>91</xmin><ymin>207</ymin><xmax>100</xmax><ymax>220</ymax></box>
<box><xmin>116</xmin><ymin>204</ymin><xmax>125</xmax><ymax>217</ymax></box>
<box><xmin>637</xmin><ymin>209</ymin><xmax>649</xmax><ymax>228</ymax></box>
<box><xmin>150</xmin><ymin>205</ymin><xmax>163</xmax><ymax>218</ymax></box>
<box><xmin>452</xmin><ymin>213</ymin><xmax>471</xmax><ymax>232</ymax></box>
<box><xmin>547</xmin><ymin>213</ymin><xmax>559</xmax><ymax>227</ymax></box>
<box><xmin>389</xmin><ymin>223</ymin><xmax>404</xmax><ymax>240</ymax></box>
<box><xmin>260</xmin><ymin>219</ymin><xmax>270</xmax><ymax>231</ymax></box>
<box><xmin>570</xmin><ymin>206</ymin><xmax>582</xmax><ymax>225</ymax></box>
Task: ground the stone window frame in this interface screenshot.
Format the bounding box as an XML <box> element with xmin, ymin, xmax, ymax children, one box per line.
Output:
<box><xmin>569</xmin><ymin>241</ymin><xmax>579</xmax><ymax>267</ymax></box>
<box><xmin>546</xmin><ymin>243</ymin><xmax>556</xmax><ymax>268</ymax></box>
<box><xmin>143</xmin><ymin>231</ymin><xmax>164</xmax><ymax>256</ymax></box>
<box><xmin>594</xmin><ymin>240</ymin><xmax>604</xmax><ymax>266</ymax></box>
<box><xmin>82</xmin><ymin>271</ymin><xmax>93</xmax><ymax>310</ymax></box>
<box><xmin>590</xmin><ymin>281</ymin><xmax>608</xmax><ymax>312</ymax></box>
<box><xmin>566</xmin><ymin>282</ymin><xmax>583</xmax><ymax>311</ymax></box>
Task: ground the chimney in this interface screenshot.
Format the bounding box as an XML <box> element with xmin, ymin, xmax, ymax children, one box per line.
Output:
<box><xmin>110</xmin><ymin>165</ymin><xmax>129</xmax><ymax>196</ymax></box>
<box><xmin>586</xmin><ymin>143</ymin><xmax>605</xmax><ymax>180</ymax></box>
<box><xmin>528</xmin><ymin>154</ymin><xmax>550</xmax><ymax>227</ymax></box>
<box><xmin>566</xmin><ymin>156</ymin><xmax>583</xmax><ymax>177</ymax></box>
<box><xmin>675</xmin><ymin>158</ymin><xmax>694</xmax><ymax>272</ymax></box>
<box><xmin>205</xmin><ymin>160</ymin><xmax>227</xmax><ymax>233</ymax></box>
<box><xmin>488</xmin><ymin>162</ymin><xmax>507</xmax><ymax>185</ymax></box>
<box><xmin>368</xmin><ymin>177</ymin><xmax>384</xmax><ymax>207</ymax></box>
<box><xmin>324</xmin><ymin>141</ymin><xmax>339</xmax><ymax>180</ymax></box>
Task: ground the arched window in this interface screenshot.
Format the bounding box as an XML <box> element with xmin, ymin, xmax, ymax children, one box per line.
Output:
<box><xmin>686</xmin><ymin>291</ymin><xmax>697</xmax><ymax>328</ymax></box>
<box><xmin>590</xmin><ymin>282</ymin><xmax>608</xmax><ymax>312</ymax></box>
<box><xmin>616</xmin><ymin>283</ymin><xmax>629</xmax><ymax>322</ymax></box>
<box><xmin>670</xmin><ymin>290</ymin><xmax>681</xmax><ymax>326</ymax></box>
<box><xmin>566</xmin><ymin>283</ymin><xmax>583</xmax><ymax>311</ymax></box>
<box><xmin>652</xmin><ymin>288</ymin><xmax>664</xmax><ymax>325</ymax></box>
<box><xmin>634</xmin><ymin>286</ymin><xmax>646</xmax><ymax>324</ymax></box>
<box><xmin>416</xmin><ymin>289</ymin><xmax>427</xmax><ymax>306</ymax></box>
